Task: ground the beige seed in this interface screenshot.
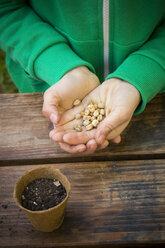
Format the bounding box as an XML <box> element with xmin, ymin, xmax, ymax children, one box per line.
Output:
<box><xmin>97</xmin><ymin>114</ymin><xmax>103</xmax><ymax>122</ymax></box>
<box><xmin>73</xmin><ymin>100</ymin><xmax>105</xmax><ymax>132</ymax></box>
<box><xmin>75</xmin><ymin>125</ymin><xmax>82</xmax><ymax>132</ymax></box>
<box><xmin>73</xmin><ymin>99</ymin><xmax>81</xmax><ymax>106</ymax></box>
<box><xmin>98</xmin><ymin>102</ymin><xmax>105</xmax><ymax>109</ymax></box>
<box><xmin>75</xmin><ymin>113</ymin><xmax>81</xmax><ymax>119</ymax></box>
<box><xmin>92</xmin><ymin>119</ymin><xmax>99</xmax><ymax>127</ymax></box>
<box><xmin>87</xmin><ymin>104</ymin><xmax>95</xmax><ymax>113</ymax></box>
<box><xmin>86</xmin><ymin>123</ymin><xmax>93</xmax><ymax>131</ymax></box>
<box><xmin>87</xmin><ymin>104</ymin><xmax>93</xmax><ymax>109</ymax></box>
<box><xmin>93</xmin><ymin>109</ymin><xmax>100</xmax><ymax>117</ymax></box>
<box><xmin>90</xmin><ymin>107</ymin><xmax>95</xmax><ymax>113</ymax></box>
<box><xmin>94</xmin><ymin>103</ymin><xmax>98</xmax><ymax>109</ymax></box>
<box><xmin>84</xmin><ymin>109</ymin><xmax>90</xmax><ymax>116</ymax></box>
<box><xmin>100</xmin><ymin>109</ymin><xmax>105</xmax><ymax>115</ymax></box>
<box><xmin>83</xmin><ymin>115</ymin><xmax>91</xmax><ymax>121</ymax></box>
<box><xmin>91</xmin><ymin>116</ymin><xmax>96</xmax><ymax>121</ymax></box>
<box><xmin>83</xmin><ymin>120</ymin><xmax>90</xmax><ymax>126</ymax></box>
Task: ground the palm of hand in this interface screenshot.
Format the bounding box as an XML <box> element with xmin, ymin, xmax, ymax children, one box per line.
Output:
<box><xmin>50</xmin><ymin>78</ymin><xmax>141</xmax><ymax>153</ymax></box>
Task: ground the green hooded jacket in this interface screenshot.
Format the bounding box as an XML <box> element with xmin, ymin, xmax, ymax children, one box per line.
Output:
<box><xmin>0</xmin><ymin>0</ymin><xmax>165</xmax><ymax>114</ymax></box>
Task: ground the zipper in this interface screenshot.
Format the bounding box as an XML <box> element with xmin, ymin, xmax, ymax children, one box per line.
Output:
<box><xmin>103</xmin><ymin>0</ymin><xmax>110</xmax><ymax>79</ymax></box>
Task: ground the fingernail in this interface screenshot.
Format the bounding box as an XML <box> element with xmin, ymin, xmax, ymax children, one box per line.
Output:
<box><xmin>50</xmin><ymin>113</ymin><xmax>58</xmax><ymax>124</ymax></box>
<box><xmin>98</xmin><ymin>135</ymin><xmax>104</xmax><ymax>144</ymax></box>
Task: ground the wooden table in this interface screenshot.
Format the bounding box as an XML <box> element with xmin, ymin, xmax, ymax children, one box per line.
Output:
<box><xmin>0</xmin><ymin>93</ymin><xmax>165</xmax><ymax>248</ymax></box>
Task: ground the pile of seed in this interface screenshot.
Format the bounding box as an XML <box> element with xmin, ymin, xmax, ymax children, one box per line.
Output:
<box><xmin>73</xmin><ymin>99</ymin><xmax>105</xmax><ymax>132</ymax></box>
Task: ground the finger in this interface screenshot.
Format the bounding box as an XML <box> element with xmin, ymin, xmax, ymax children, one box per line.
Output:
<box><xmin>84</xmin><ymin>139</ymin><xmax>98</xmax><ymax>154</ymax></box>
<box><xmin>49</xmin><ymin>130</ymin><xmax>66</xmax><ymax>143</ymax></box>
<box><xmin>49</xmin><ymin>129</ymin><xmax>55</xmax><ymax>139</ymax></box>
<box><xmin>105</xmin><ymin>121</ymin><xmax>129</xmax><ymax>142</ymax></box>
<box><xmin>63</xmin><ymin>128</ymin><xmax>95</xmax><ymax>145</ymax></box>
<box><xmin>111</xmin><ymin>136</ymin><xmax>121</xmax><ymax>144</ymax></box>
<box><xmin>97</xmin><ymin>140</ymin><xmax>109</xmax><ymax>150</ymax></box>
<box><xmin>52</xmin><ymin>128</ymin><xmax>95</xmax><ymax>145</ymax></box>
<box><xmin>96</xmin><ymin>110</ymin><xmax>130</xmax><ymax>144</ymax></box>
<box><xmin>42</xmin><ymin>91</ymin><xmax>60</xmax><ymax>124</ymax></box>
<box><xmin>59</xmin><ymin>142</ymin><xmax>86</xmax><ymax>154</ymax></box>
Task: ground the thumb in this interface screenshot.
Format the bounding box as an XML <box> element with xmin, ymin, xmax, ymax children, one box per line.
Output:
<box><xmin>42</xmin><ymin>90</ymin><xmax>60</xmax><ymax>125</ymax></box>
<box><xmin>96</xmin><ymin>110</ymin><xmax>129</xmax><ymax>144</ymax></box>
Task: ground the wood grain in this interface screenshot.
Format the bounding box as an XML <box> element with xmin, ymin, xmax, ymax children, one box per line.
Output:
<box><xmin>1</xmin><ymin>160</ymin><xmax>165</xmax><ymax>247</ymax></box>
<box><xmin>0</xmin><ymin>93</ymin><xmax>165</xmax><ymax>165</ymax></box>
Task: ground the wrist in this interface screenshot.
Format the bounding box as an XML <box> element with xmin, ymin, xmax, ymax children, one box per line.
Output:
<box><xmin>122</xmin><ymin>80</ymin><xmax>141</xmax><ymax>106</ymax></box>
<box><xmin>64</xmin><ymin>65</ymin><xmax>93</xmax><ymax>78</ymax></box>
<box><xmin>63</xmin><ymin>65</ymin><xmax>100</xmax><ymax>88</ymax></box>
<box><xmin>105</xmin><ymin>77</ymin><xmax>141</xmax><ymax>110</ymax></box>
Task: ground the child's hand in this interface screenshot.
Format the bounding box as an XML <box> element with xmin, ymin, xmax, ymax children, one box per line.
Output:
<box><xmin>50</xmin><ymin>78</ymin><xmax>141</xmax><ymax>154</ymax></box>
<box><xmin>42</xmin><ymin>66</ymin><xmax>100</xmax><ymax>124</ymax></box>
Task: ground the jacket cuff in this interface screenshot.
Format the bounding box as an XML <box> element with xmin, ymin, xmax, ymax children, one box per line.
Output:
<box><xmin>106</xmin><ymin>54</ymin><xmax>165</xmax><ymax>114</ymax></box>
<box><xmin>34</xmin><ymin>43</ymin><xmax>95</xmax><ymax>86</ymax></box>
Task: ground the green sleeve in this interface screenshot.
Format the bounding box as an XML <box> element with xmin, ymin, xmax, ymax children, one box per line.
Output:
<box><xmin>0</xmin><ymin>0</ymin><xmax>95</xmax><ymax>87</ymax></box>
<box><xmin>106</xmin><ymin>20</ymin><xmax>165</xmax><ymax>114</ymax></box>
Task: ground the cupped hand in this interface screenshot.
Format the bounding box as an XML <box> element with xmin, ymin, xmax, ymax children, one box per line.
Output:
<box><xmin>42</xmin><ymin>66</ymin><xmax>100</xmax><ymax>124</ymax></box>
<box><xmin>50</xmin><ymin>78</ymin><xmax>141</xmax><ymax>153</ymax></box>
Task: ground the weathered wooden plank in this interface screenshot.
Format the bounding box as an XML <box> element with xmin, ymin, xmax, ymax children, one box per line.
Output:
<box><xmin>0</xmin><ymin>93</ymin><xmax>165</xmax><ymax>165</ymax></box>
<box><xmin>1</xmin><ymin>160</ymin><xmax>165</xmax><ymax>247</ymax></box>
